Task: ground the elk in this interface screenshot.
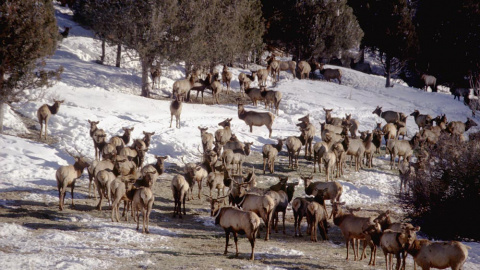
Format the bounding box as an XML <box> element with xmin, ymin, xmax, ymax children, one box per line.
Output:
<box><xmin>215</xmin><ymin>118</ymin><xmax>233</xmax><ymax>146</ymax></box>
<box><xmin>189</xmin><ymin>75</ymin><xmax>211</xmax><ymax>104</ymax></box>
<box><xmin>170</xmin><ymin>96</ymin><xmax>183</xmax><ymax>129</ymax></box>
<box><xmin>95</xmin><ymin>169</ymin><xmax>116</xmax><ymax>210</ymax></box>
<box><xmin>88</xmin><ymin>120</ymin><xmax>107</xmax><ymax>160</ymax></box>
<box><xmin>307</xmin><ymin>188</ymin><xmax>329</xmax><ymax>242</ymax></box>
<box><xmin>198</xmin><ymin>126</ymin><xmax>214</xmax><ymax>152</ymax></box>
<box><xmin>323</xmin><ymin>108</ymin><xmax>343</xmax><ymax>126</ymax></box>
<box><xmin>56</xmin><ymin>155</ymin><xmax>90</xmax><ymax>211</ymax></box>
<box><xmin>372</xmin><ymin>106</ymin><xmax>404</xmax><ymax>124</ymax></box>
<box><xmin>285</xmin><ymin>133</ymin><xmax>306</xmax><ymax>169</ymax></box>
<box><xmin>171</xmin><ymin>174</ymin><xmax>189</xmax><ymax>218</ymax></box>
<box><xmin>257</xmin><ymin>68</ymin><xmax>269</xmax><ymax>87</ymax></box>
<box><xmin>110</xmin><ymin>127</ymin><xmax>134</xmax><ymax>150</ymax></box>
<box><xmin>266</xmin><ymin>55</ymin><xmax>296</xmax><ymax>81</ymax></box>
<box><xmin>237</xmin><ymin>103</ymin><xmax>275</xmax><ymax>138</ymax></box>
<box><xmin>410</xmin><ymin>110</ymin><xmax>433</xmax><ymax>130</ymax></box>
<box><xmin>421</xmin><ymin>74</ymin><xmax>436</xmax><ymax>91</ymax></box>
<box><xmin>244</xmin><ymin>87</ymin><xmax>265</xmax><ymax>106</ymax></box>
<box><xmin>222</xmin><ymin>142</ymin><xmax>252</xmax><ymax>175</ymax></box>
<box><xmin>110</xmin><ymin>176</ymin><xmax>136</xmax><ymax>222</ymax></box>
<box><xmin>301</xmin><ymin>176</ymin><xmax>343</xmax><ymax>207</ymax></box>
<box><xmin>319</xmin><ymin>63</ymin><xmax>342</xmax><ymax>84</ymax></box>
<box><xmin>331</xmin><ymin>202</ymin><xmax>378</xmax><ymax>261</ymax></box>
<box><xmin>380</xmin><ymin>225</ymin><xmax>420</xmax><ymax>270</ymax></box>
<box><xmin>210</xmin><ymin>200</ymin><xmax>261</xmax><ymax>260</ymax></box>
<box><xmin>446</xmin><ymin>117</ymin><xmax>478</xmax><ymax>138</ymax></box>
<box><xmin>407</xmin><ymin>240</ymin><xmax>470</xmax><ymax>270</ymax></box>
<box><xmin>172</xmin><ymin>74</ymin><xmax>197</xmax><ymax>101</ymax></box>
<box><xmin>210</xmin><ymin>80</ymin><xmax>223</xmax><ymax>104</ymax></box>
<box><xmin>37</xmin><ymin>99</ymin><xmax>64</xmax><ymax>140</ymax></box>
<box><xmin>142</xmin><ymin>131</ymin><xmax>155</xmax><ymax>148</ymax></box>
<box><xmin>262</xmin><ymin>138</ymin><xmax>284</xmax><ymax>174</ymax></box>
<box><xmin>297</xmin><ymin>61</ymin><xmax>311</xmax><ymax>79</ymax></box>
<box><xmin>297</xmin><ymin>115</ymin><xmax>316</xmax><ymax>160</ymax></box>
<box><xmin>140</xmin><ymin>155</ymin><xmax>167</xmax><ymax>186</ymax></box>
<box><xmin>260</xmin><ymin>88</ymin><xmax>282</xmax><ymax>115</ymax></box>
<box><xmin>344</xmin><ymin>114</ymin><xmax>360</xmax><ymax>138</ymax></box>
<box><xmin>238</xmin><ymin>71</ymin><xmax>257</xmax><ymax>95</ymax></box>
<box><xmin>342</xmin><ymin>133</ymin><xmax>366</xmax><ymax>172</ymax></box>
<box><xmin>132</xmin><ymin>173</ymin><xmax>154</xmax><ymax>233</ymax></box>
<box><xmin>221</xmin><ymin>65</ymin><xmax>233</xmax><ymax>94</ymax></box>
<box><xmin>237</xmin><ymin>186</ymin><xmax>275</xmax><ymax>241</ymax></box>
<box><xmin>150</xmin><ymin>65</ymin><xmax>161</xmax><ymax>89</ymax></box>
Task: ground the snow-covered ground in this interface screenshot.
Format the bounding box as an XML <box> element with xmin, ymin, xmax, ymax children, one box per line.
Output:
<box><xmin>1</xmin><ymin>3</ymin><xmax>479</xmax><ymax>269</ymax></box>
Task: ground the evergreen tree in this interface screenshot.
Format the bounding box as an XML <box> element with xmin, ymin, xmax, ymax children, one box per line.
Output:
<box><xmin>0</xmin><ymin>0</ymin><xmax>62</xmax><ymax>133</ymax></box>
<box><xmin>415</xmin><ymin>0</ymin><xmax>480</xmax><ymax>86</ymax></box>
<box><xmin>262</xmin><ymin>0</ymin><xmax>363</xmax><ymax>61</ymax></box>
<box><xmin>175</xmin><ymin>0</ymin><xmax>264</xmax><ymax>74</ymax></box>
<box><xmin>351</xmin><ymin>0</ymin><xmax>417</xmax><ymax>87</ymax></box>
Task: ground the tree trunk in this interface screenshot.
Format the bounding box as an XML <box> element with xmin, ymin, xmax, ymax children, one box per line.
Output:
<box><xmin>0</xmin><ymin>101</ymin><xmax>5</xmax><ymax>134</ymax></box>
<box><xmin>116</xmin><ymin>44</ymin><xmax>121</xmax><ymax>68</ymax></box>
<box><xmin>141</xmin><ymin>57</ymin><xmax>153</xmax><ymax>98</ymax></box>
<box><xmin>100</xmin><ymin>39</ymin><xmax>106</xmax><ymax>65</ymax></box>
<box><xmin>359</xmin><ymin>45</ymin><xmax>365</xmax><ymax>63</ymax></box>
<box><xmin>385</xmin><ymin>54</ymin><xmax>392</xmax><ymax>88</ymax></box>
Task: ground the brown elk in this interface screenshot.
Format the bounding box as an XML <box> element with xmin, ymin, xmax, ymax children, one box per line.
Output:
<box><xmin>37</xmin><ymin>99</ymin><xmax>64</xmax><ymax>140</ymax></box>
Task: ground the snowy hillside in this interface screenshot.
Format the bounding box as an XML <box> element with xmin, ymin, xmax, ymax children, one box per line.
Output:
<box><xmin>1</xmin><ymin>4</ymin><xmax>479</xmax><ymax>269</ymax></box>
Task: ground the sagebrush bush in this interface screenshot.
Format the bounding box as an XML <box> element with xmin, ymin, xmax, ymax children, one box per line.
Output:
<box><xmin>402</xmin><ymin>132</ymin><xmax>480</xmax><ymax>240</ymax></box>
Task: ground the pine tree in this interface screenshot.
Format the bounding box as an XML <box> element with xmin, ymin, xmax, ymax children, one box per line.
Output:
<box><xmin>415</xmin><ymin>0</ymin><xmax>480</xmax><ymax>85</ymax></box>
<box><xmin>0</xmin><ymin>0</ymin><xmax>62</xmax><ymax>133</ymax></box>
<box><xmin>351</xmin><ymin>0</ymin><xmax>417</xmax><ymax>87</ymax></box>
<box><xmin>262</xmin><ymin>0</ymin><xmax>363</xmax><ymax>61</ymax></box>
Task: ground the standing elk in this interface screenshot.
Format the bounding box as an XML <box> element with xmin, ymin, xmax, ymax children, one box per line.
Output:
<box><xmin>171</xmin><ymin>174</ymin><xmax>189</xmax><ymax>218</ymax></box>
<box><xmin>56</xmin><ymin>155</ymin><xmax>90</xmax><ymax>211</ymax></box>
<box><xmin>266</xmin><ymin>55</ymin><xmax>296</xmax><ymax>81</ymax></box>
<box><xmin>88</xmin><ymin>120</ymin><xmax>107</xmax><ymax>160</ymax></box>
<box><xmin>210</xmin><ymin>198</ymin><xmax>261</xmax><ymax>260</ymax></box>
<box><xmin>172</xmin><ymin>74</ymin><xmax>197</xmax><ymax>101</ymax></box>
<box><xmin>170</xmin><ymin>96</ymin><xmax>183</xmax><ymax>129</ymax></box>
<box><xmin>297</xmin><ymin>61</ymin><xmax>311</xmax><ymax>79</ymax></box>
<box><xmin>150</xmin><ymin>65</ymin><xmax>161</xmax><ymax>89</ymax></box>
<box><xmin>319</xmin><ymin>63</ymin><xmax>342</xmax><ymax>84</ymax></box>
<box><xmin>37</xmin><ymin>99</ymin><xmax>64</xmax><ymax>140</ymax></box>
<box><xmin>237</xmin><ymin>103</ymin><xmax>275</xmax><ymax>138</ymax></box>
<box><xmin>221</xmin><ymin>65</ymin><xmax>233</xmax><ymax>94</ymax></box>
<box><xmin>421</xmin><ymin>74</ymin><xmax>436</xmax><ymax>91</ymax></box>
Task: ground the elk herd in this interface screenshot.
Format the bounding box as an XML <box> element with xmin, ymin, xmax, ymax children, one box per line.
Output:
<box><xmin>38</xmin><ymin>55</ymin><xmax>474</xmax><ymax>268</ymax></box>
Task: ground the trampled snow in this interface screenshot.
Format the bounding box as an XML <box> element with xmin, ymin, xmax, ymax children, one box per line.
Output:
<box><xmin>0</xmin><ymin>3</ymin><xmax>479</xmax><ymax>269</ymax></box>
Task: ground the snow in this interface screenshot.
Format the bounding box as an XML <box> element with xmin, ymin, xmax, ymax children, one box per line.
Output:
<box><xmin>0</xmin><ymin>3</ymin><xmax>479</xmax><ymax>269</ymax></box>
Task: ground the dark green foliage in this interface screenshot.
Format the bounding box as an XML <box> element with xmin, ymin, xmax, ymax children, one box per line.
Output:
<box><xmin>415</xmin><ymin>0</ymin><xmax>480</xmax><ymax>84</ymax></box>
<box><xmin>175</xmin><ymin>0</ymin><xmax>264</xmax><ymax>73</ymax></box>
<box><xmin>402</xmin><ymin>133</ymin><xmax>480</xmax><ymax>240</ymax></box>
<box><xmin>0</xmin><ymin>0</ymin><xmax>62</xmax><ymax>107</ymax></box>
<box><xmin>349</xmin><ymin>0</ymin><xmax>418</xmax><ymax>87</ymax></box>
<box><xmin>262</xmin><ymin>0</ymin><xmax>363</xmax><ymax>61</ymax></box>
